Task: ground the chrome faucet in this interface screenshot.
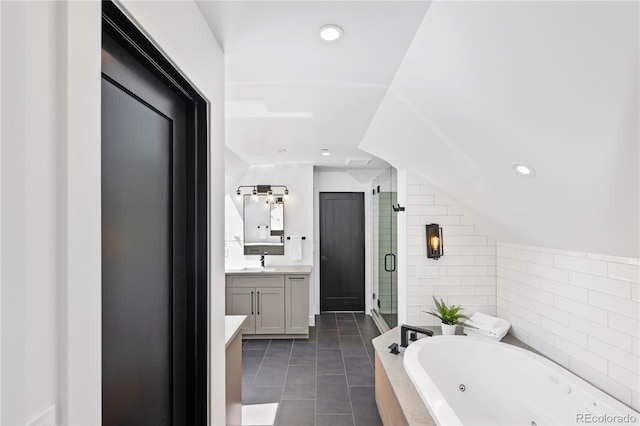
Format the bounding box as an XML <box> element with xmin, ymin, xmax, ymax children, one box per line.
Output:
<box><xmin>400</xmin><ymin>324</ymin><xmax>434</xmax><ymax>347</ymax></box>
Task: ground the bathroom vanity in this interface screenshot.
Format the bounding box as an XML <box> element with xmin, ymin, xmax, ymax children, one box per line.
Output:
<box><xmin>225</xmin><ymin>266</ymin><xmax>311</xmax><ymax>339</ymax></box>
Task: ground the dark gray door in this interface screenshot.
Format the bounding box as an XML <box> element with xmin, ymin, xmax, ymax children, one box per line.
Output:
<box><xmin>101</xmin><ymin>30</ymin><xmax>187</xmax><ymax>425</ymax></box>
<box><xmin>319</xmin><ymin>193</ymin><xmax>365</xmax><ymax>311</ymax></box>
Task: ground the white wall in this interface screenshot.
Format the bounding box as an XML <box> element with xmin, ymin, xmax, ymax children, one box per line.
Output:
<box><xmin>402</xmin><ymin>172</ymin><xmax>497</xmax><ymax>326</ymax></box>
<box><xmin>225</xmin><ymin>164</ymin><xmax>314</xmax><ymax>324</ymax></box>
<box><xmin>58</xmin><ymin>3</ymin><xmax>103</xmax><ymax>423</ymax></box>
<box><xmin>1</xmin><ymin>2</ymin><xmax>62</xmax><ymax>423</ymax></box>
<box><xmin>313</xmin><ymin>169</ymin><xmax>372</xmax><ymax>318</ymax></box>
<box><xmin>496</xmin><ymin>242</ymin><xmax>640</xmax><ymax>410</ymax></box>
<box><xmin>226</xmin><ymin>164</ymin><xmax>314</xmax><ymax>266</ymax></box>
<box><xmin>0</xmin><ymin>1</ymin><xmax>226</xmax><ymax>424</ymax></box>
<box><xmin>400</xmin><ymin>170</ymin><xmax>640</xmax><ymax>411</ymax></box>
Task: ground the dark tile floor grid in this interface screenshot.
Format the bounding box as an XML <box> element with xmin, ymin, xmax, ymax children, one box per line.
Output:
<box><xmin>241</xmin><ymin>312</ymin><xmax>382</xmax><ymax>426</ymax></box>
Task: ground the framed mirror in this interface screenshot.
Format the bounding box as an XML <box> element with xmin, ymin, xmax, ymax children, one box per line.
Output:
<box><xmin>243</xmin><ymin>194</ymin><xmax>285</xmax><ymax>255</ymax></box>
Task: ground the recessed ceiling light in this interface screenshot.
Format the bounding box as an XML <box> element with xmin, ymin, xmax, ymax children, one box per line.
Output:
<box><xmin>319</xmin><ymin>25</ymin><xmax>343</xmax><ymax>42</ymax></box>
<box><xmin>513</xmin><ymin>163</ymin><xmax>536</xmax><ymax>177</ymax></box>
<box><xmin>321</xmin><ymin>149</ymin><xmax>331</xmax><ymax>156</ymax></box>
<box><xmin>276</xmin><ymin>148</ymin><xmax>287</xmax><ymax>154</ymax></box>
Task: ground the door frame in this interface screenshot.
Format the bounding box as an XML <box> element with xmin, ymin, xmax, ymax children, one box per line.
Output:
<box><xmin>313</xmin><ymin>183</ymin><xmax>371</xmax><ymax>319</ymax></box>
<box><xmin>102</xmin><ymin>2</ymin><xmax>209</xmax><ymax>423</ymax></box>
<box><xmin>54</xmin><ymin>1</ymin><xmax>224</xmax><ymax>423</ymax></box>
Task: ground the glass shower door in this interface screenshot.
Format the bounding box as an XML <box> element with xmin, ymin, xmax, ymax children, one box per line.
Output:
<box><xmin>372</xmin><ymin>167</ymin><xmax>398</xmax><ymax>330</ymax></box>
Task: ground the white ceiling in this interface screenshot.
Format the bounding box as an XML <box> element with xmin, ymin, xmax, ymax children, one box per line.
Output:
<box><xmin>197</xmin><ymin>0</ymin><xmax>638</xmax><ymax>257</ymax></box>
<box><xmin>360</xmin><ymin>1</ymin><xmax>639</xmax><ymax>257</ymax></box>
<box><xmin>196</xmin><ymin>0</ymin><xmax>431</xmax><ymax>169</ymax></box>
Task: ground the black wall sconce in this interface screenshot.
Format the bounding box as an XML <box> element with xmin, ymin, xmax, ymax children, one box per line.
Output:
<box><xmin>426</xmin><ymin>223</ymin><xmax>443</xmax><ymax>259</ymax></box>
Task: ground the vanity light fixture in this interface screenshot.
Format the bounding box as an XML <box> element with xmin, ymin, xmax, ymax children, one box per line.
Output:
<box><xmin>426</xmin><ymin>223</ymin><xmax>443</xmax><ymax>260</ymax></box>
<box><xmin>319</xmin><ymin>24</ymin><xmax>343</xmax><ymax>42</ymax></box>
<box><xmin>236</xmin><ymin>185</ymin><xmax>290</xmax><ymax>203</ymax></box>
<box><xmin>513</xmin><ymin>163</ymin><xmax>536</xmax><ymax>177</ymax></box>
<box><xmin>321</xmin><ymin>149</ymin><xmax>331</xmax><ymax>156</ymax></box>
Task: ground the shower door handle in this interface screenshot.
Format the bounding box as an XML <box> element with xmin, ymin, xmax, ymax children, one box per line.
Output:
<box><xmin>385</xmin><ymin>254</ymin><xmax>396</xmax><ymax>272</ymax></box>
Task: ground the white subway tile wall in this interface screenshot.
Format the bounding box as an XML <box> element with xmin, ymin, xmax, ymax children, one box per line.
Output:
<box><xmin>497</xmin><ymin>242</ymin><xmax>640</xmax><ymax>410</ymax></box>
<box><xmin>404</xmin><ymin>173</ymin><xmax>497</xmax><ymax>327</ymax></box>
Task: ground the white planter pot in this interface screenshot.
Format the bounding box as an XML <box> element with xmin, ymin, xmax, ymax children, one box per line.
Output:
<box><xmin>441</xmin><ymin>323</ymin><xmax>456</xmax><ymax>335</ymax></box>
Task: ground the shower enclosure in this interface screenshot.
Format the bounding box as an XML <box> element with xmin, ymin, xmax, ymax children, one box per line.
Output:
<box><xmin>371</xmin><ymin>167</ymin><xmax>398</xmax><ymax>330</ymax></box>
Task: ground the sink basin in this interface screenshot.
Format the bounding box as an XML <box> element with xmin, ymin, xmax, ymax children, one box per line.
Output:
<box><xmin>242</xmin><ymin>267</ymin><xmax>277</xmax><ymax>272</ymax></box>
<box><xmin>226</xmin><ymin>266</ymin><xmax>277</xmax><ymax>273</ymax></box>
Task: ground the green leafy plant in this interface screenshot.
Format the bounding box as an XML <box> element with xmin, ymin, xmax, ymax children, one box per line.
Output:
<box><xmin>425</xmin><ymin>296</ymin><xmax>471</xmax><ymax>326</ymax></box>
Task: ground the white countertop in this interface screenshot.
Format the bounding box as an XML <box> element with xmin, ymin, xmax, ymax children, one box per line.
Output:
<box><xmin>225</xmin><ymin>265</ymin><xmax>312</xmax><ymax>275</ymax></box>
<box><xmin>225</xmin><ymin>315</ymin><xmax>246</xmax><ymax>348</ymax></box>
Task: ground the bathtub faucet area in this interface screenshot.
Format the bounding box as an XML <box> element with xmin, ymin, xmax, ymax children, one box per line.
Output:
<box><xmin>400</xmin><ymin>324</ymin><xmax>434</xmax><ymax>347</ymax></box>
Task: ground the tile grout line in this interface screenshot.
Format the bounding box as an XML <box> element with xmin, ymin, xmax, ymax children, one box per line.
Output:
<box><xmin>338</xmin><ymin>312</ymin><xmax>356</xmax><ymax>425</ymax></box>
<box><xmin>253</xmin><ymin>339</ymin><xmax>271</xmax><ymax>389</ymax></box>
<box><xmin>314</xmin><ymin>317</ymin><xmax>320</xmax><ymax>426</ymax></box>
<box><xmin>354</xmin><ymin>314</ymin><xmax>375</xmax><ymax>369</ymax></box>
<box><xmin>274</xmin><ymin>338</ymin><xmax>295</xmax><ymax>425</ymax></box>
<box><xmin>318</xmin><ymin>313</ymin><xmax>356</xmax><ymax>425</ymax></box>
<box><xmin>241</xmin><ymin>340</ymin><xmax>271</xmax><ymax>426</ymax></box>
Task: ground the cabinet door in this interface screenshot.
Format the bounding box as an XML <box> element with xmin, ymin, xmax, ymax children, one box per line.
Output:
<box><xmin>285</xmin><ymin>275</ymin><xmax>309</xmax><ymax>334</ymax></box>
<box><xmin>255</xmin><ymin>287</ymin><xmax>285</xmax><ymax>334</ymax></box>
<box><xmin>226</xmin><ymin>287</ymin><xmax>255</xmax><ymax>335</ymax></box>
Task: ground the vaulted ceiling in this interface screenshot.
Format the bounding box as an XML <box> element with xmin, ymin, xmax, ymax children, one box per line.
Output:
<box><xmin>360</xmin><ymin>1</ymin><xmax>639</xmax><ymax>257</ymax></box>
<box><xmin>199</xmin><ymin>1</ymin><xmax>639</xmax><ymax>257</ymax></box>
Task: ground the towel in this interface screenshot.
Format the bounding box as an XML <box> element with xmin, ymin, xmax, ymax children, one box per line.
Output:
<box><xmin>290</xmin><ymin>236</ymin><xmax>303</xmax><ymax>261</ymax></box>
<box><xmin>464</xmin><ymin>328</ymin><xmax>507</xmax><ymax>342</ymax></box>
<box><xmin>258</xmin><ymin>225</ymin><xmax>268</xmax><ymax>240</ymax></box>
<box><xmin>463</xmin><ymin>312</ymin><xmax>511</xmax><ymax>341</ymax></box>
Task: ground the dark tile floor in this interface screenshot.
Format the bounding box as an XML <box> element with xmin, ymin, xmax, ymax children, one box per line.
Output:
<box><xmin>241</xmin><ymin>313</ymin><xmax>382</xmax><ymax>426</ymax></box>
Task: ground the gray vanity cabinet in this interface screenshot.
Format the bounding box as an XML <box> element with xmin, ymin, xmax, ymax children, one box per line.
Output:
<box><xmin>285</xmin><ymin>275</ymin><xmax>309</xmax><ymax>334</ymax></box>
<box><xmin>225</xmin><ymin>271</ymin><xmax>309</xmax><ymax>338</ymax></box>
<box><xmin>255</xmin><ymin>287</ymin><xmax>285</xmax><ymax>334</ymax></box>
<box><xmin>226</xmin><ymin>287</ymin><xmax>257</xmax><ymax>334</ymax></box>
<box><xmin>225</xmin><ymin>275</ymin><xmax>285</xmax><ymax>335</ymax></box>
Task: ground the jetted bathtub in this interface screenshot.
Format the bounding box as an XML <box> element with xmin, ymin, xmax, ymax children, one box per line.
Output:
<box><xmin>403</xmin><ymin>336</ymin><xmax>639</xmax><ymax>425</ymax></box>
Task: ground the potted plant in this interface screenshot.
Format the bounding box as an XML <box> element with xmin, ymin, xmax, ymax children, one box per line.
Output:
<box><xmin>425</xmin><ymin>296</ymin><xmax>471</xmax><ymax>335</ymax></box>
